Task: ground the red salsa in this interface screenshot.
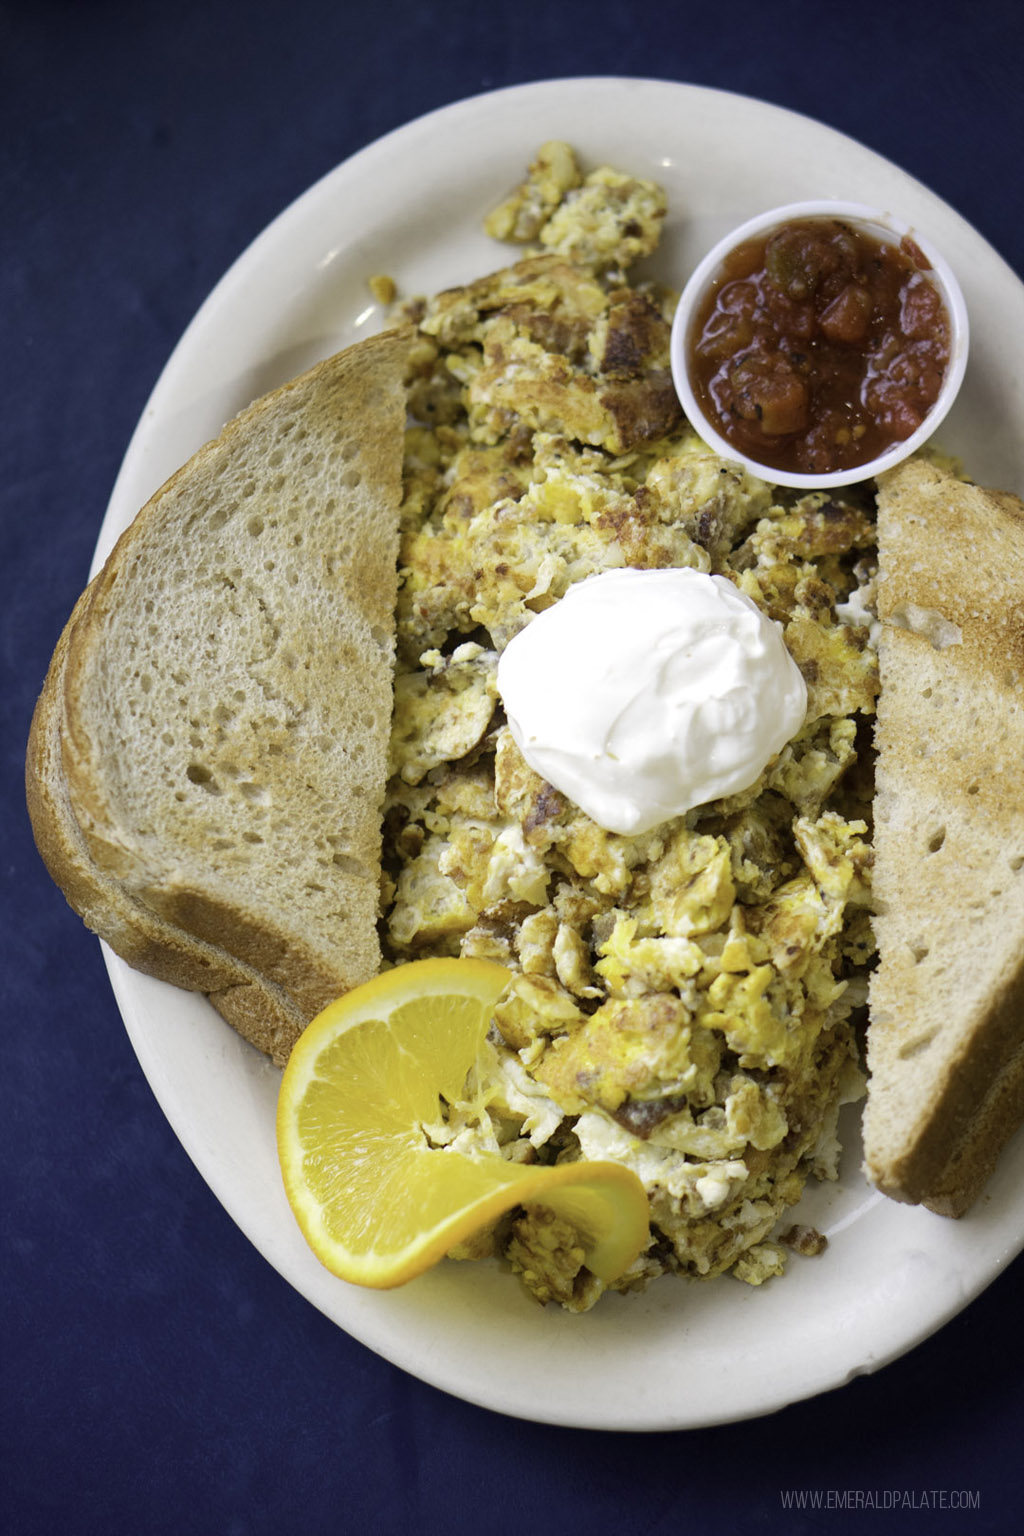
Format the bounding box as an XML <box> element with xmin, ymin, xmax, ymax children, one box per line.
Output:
<box><xmin>687</xmin><ymin>217</ymin><xmax>951</xmax><ymax>476</ymax></box>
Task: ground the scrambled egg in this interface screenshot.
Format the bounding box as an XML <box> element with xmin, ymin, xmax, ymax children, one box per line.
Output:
<box><xmin>382</xmin><ymin>144</ymin><xmax>879</xmax><ymax>1311</ymax></box>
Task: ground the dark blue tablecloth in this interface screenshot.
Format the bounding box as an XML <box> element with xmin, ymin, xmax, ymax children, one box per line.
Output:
<box><xmin>4</xmin><ymin>3</ymin><xmax>1022</xmax><ymax>1532</ymax></box>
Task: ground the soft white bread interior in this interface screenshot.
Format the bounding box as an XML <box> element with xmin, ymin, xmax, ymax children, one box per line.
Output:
<box><xmin>863</xmin><ymin>456</ymin><xmax>1024</xmax><ymax>1215</ymax></box>
<box><xmin>27</xmin><ymin>328</ymin><xmax>412</xmax><ymax>1064</ymax></box>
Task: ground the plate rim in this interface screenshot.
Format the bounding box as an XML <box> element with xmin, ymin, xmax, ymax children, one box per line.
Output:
<box><xmin>92</xmin><ymin>75</ymin><xmax>1024</xmax><ymax>1431</ymax></box>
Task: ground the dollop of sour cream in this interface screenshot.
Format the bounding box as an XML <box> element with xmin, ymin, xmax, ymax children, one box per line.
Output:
<box><xmin>497</xmin><ymin>567</ymin><xmax>807</xmax><ymax>835</ymax></box>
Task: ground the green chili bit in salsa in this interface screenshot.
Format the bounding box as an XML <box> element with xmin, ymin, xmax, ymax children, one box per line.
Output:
<box><xmin>688</xmin><ymin>217</ymin><xmax>951</xmax><ymax>476</ymax></box>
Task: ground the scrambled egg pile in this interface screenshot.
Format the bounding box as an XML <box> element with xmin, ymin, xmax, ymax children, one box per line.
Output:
<box><xmin>381</xmin><ymin>144</ymin><xmax>879</xmax><ymax>1310</ymax></box>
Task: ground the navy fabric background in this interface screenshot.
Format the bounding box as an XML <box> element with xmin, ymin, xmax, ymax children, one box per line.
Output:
<box><xmin>4</xmin><ymin>2</ymin><xmax>1023</xmax><ymax>1532</ymax></box>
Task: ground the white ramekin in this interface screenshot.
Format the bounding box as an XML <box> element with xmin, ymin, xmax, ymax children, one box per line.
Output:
<box><xmin>669</xmin><ymin>200</ymin><xmax>969</xmax><ymax>490</ymax></box>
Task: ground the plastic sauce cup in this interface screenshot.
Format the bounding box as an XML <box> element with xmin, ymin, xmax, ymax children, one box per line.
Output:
<box><xmin>669</xmin><ymin>200</ymin><xmax>969</xmax><ymax>490</ymax></box>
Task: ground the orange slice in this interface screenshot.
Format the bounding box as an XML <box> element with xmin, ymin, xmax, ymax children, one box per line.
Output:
<box><xmin>276</xmin><ymin>957</ymin><xmax>649</xmax><ymax>1289</ymax></box>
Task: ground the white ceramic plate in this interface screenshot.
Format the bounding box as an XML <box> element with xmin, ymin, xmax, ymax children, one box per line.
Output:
<box><xmin>94</xmin><ymin>78</ymin><xmax>1024</xmax><ymax>1431</ymax></box>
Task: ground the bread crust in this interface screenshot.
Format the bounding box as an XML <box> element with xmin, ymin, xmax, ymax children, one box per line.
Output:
<box><xmin>864</xmin><ymin>457</ymin><xmax>1024</xmax><ymax>1214</ymax></box>
<box><xmin>26</xmin><ymin>329</ymin><xmax>412</xmax><ymax>1064</ymax></box>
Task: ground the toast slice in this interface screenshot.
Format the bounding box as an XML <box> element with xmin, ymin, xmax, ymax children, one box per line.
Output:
<box><xmin>27</xmin><ymin>328</ymin><xmax>412</xmax><ymax>1064</ymax></box>
<box><xmin>863</xmin><ymin>456</ymin><xmax>1024</xmax><ymax>1214</ymax></box>
<box><xmin>27</xmin><ymin>585</ymin><xmax>310</xmax><ymax>1059</ymax></box>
